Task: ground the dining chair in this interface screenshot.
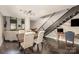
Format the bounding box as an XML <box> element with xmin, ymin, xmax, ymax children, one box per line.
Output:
<box><xmin>33</xmin><ymin>31</ymin><xmax>45</xmax><ymax>53</ymax></box>
<box><xmin>65</xmin><ymin>31</ymin><xmax>76</xmax><ymax>53</ymax></box>
<box><xmin>20</xmin><ymin>32</ymin><xmax>35</xmax><ymax>53</ymax></box>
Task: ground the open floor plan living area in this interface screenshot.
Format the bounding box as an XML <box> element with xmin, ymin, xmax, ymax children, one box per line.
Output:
<box><xmin>0</xmin><ymin>5</ymin><xmax>79</xmax><ymax>54</ymax></box>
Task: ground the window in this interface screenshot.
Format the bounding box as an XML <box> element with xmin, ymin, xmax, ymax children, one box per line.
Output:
<box><xmin>10</xmin><ymin>17</ymin><xmax>17</xmax><ymax>30</ymax></box>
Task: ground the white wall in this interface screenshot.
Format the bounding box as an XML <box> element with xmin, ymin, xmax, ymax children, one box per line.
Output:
<box><xmin>62</xmin><ymin>14</ymin><xmax>79</xmax><ymax>34</ymax></box>
<box><xmin>46</xmin><ymin>29</ymin><xmax>58</xmax><ymax>40</ymax></box>
<box><xmin>0</xmin><ymin>13</ymin><xmax>3</xmax><ymax>46</ymax></box>
<box><xmin>46</xmin><ymin>14</ymin><xmax>79</xmax><ymax>40</ymax></box>
<box><xmin>30</xmin><ymin>17</ymin><xmax>50</xmax><ymax>31</ymax></box>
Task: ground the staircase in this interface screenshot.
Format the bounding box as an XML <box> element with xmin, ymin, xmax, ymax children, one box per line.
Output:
<box><xmin>36</xmin><ymin>8</ymin><xmax>69</xmax><ymax>31</ymax></box>
<box><xmin>44</xmin><ymin>5</ymin><xmax>79</xmax><ymax>36</ymax></box>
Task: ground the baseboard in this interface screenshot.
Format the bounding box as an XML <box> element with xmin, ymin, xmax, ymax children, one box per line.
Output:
<box><xmin>4</xmin><ymin>40</ymin><xmax>18</xmax><ymax>43</ymax></box>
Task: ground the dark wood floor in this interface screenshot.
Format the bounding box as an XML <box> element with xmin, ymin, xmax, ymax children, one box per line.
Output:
<box><xmin>0</xmin><ymin>38</ymin><xmax>79</xmax><ymax>54</ymax></box>
<box><xmin>0</xmin><ymin>39</ymin><xmax>59</xmax><ymax>54</ymax></box>
<box><xmin>0</xmin><ymin>41</ymin><xmax>22</xmax><ymax>54</ymax></box>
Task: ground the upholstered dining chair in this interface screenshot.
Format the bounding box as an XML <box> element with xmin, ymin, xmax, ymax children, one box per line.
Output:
<box><xmin>65</xmin><ymin>31</ymin><xmax>76</xmax><ymax>53</ymax></box>
<box><xmin>20</xmin><ymin>32</ymin><xmax>35</xmax><ymax>53</ymax></box>
<box><xmin>33</xmin><ymin>31</ymin><xmax>45</xmax><ymax>53</ymax></box>
<box><xmin>17</xmin><ymin>30</ymin><xmax>25</xmax><ymax>48</ymax></box>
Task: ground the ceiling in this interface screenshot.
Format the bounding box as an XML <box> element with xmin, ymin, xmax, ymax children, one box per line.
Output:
<box><xmin>0</xmin><ymin>5</ymin><xmax>74</xmax><ymax>20</ymax></box>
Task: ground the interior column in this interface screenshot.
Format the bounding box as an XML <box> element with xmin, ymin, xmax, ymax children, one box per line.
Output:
<box><xmin>25</xmin><ymin>15</ymin><xmax>31</xmax><ymax>32</ymax></box>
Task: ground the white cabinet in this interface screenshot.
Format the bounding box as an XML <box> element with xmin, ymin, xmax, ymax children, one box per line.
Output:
<box><xmin>4</xmin><ymin>31</ymin><xmax>18</xmax><ymax>41</ymax></box>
